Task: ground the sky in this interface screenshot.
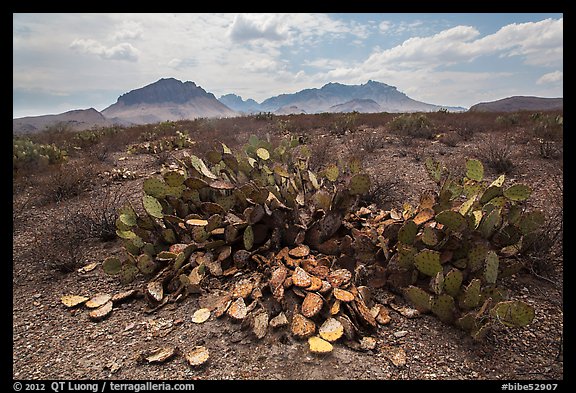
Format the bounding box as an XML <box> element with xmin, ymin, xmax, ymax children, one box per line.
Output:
<box><xmin>13</xmin><ymin>13</ymin><xmax>563</xmax><ymax>118</ymax></box>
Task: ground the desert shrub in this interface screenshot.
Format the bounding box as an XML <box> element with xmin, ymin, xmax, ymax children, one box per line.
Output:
<box><xmin>478</xmin><ymin>135</ymin><xmax>514</xmax><ymax>174</ymax></box>
<box><xmin>330</xmin><ymin>112</ymin><xmax>359</xmax><ymax>136</ymax></box>
<box><xmin>388</xmin><ymin>113</ymin><xmax>434</xmax><ymax>139</ymax></box>
<box><xmin>438</xmin><ymin>132</ymin><xmax>460</xmax><ymax>147</ymax></box>
<box><xmin>495</xmin><ymin>114</ymin><xmax>520</xmax><ymax>128</ymax></box>
<box><xmin>38</xmin><ymin>162</ymin><xmax>98</xmax><ymax>204</ymax></box>
<box><xmin>531</xmin><ymin>114</ymin><xmax>563</xmax><ymax>159</ymax></box>
<box><xmin>348</xmin><ymin>129</ymin><xmax>386</xmax><ymax>153</ymax></box>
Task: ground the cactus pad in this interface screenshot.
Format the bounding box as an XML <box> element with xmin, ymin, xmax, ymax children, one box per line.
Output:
<box><xmin>243</xmin><ymin>225</ymin><xmax>254</xmax><ymax>250</ymax></box>
<box><xmin>414</xmin><ymin>249</ymin><xmax>442</xmax><ymax>276</ymax></box>
<box><xmin>518</xmin><ymin>210</ymin><xmax>545</xmax><ymax>235</ymax></box>
<box><xmin>490</xmin><ymin>300</ymin><xmax>535</xmax><ymax>327</ymax></box>
<box><xmin>431</xmin><ymin>294</ymin><xmax>455</xmax><ymax>323</ymax></box>
<box><xmin>421</xmin><ymin>226</ymin><xmax>439</xmax><ymax>246</ymax></box>
<box><xmin>256</xmin><ymin>148</ymin><xmax>270</xmax><ymax>160</ymax></box>
<box><xmin>163</xmin><ymin>171</ymin><xmax>185</xmax><ymax>187</ymax></box>
<box><xmin>398</xmin><ymin>220</ymin><xmax>417</xmax><ymax>245</ymax></box>
<box><xmin>430</xmin><ymin>271</ymin><xmax>444</xmax><ymax>295</ymax></box>
<box><xmin>489</xmin><ymin>174</ymin><xmax>506</xmax><ymax>188</ymax></box>
<box><xmin>425</xmin><ymin>157</ymin><xmax>442</xmax><ymax>183</ymax></box>
<box><xmin>479</xmin><ymin>185</ymin><xmax>504</xmax><ymax>205</ymax></box>
<box><xmin>503</xmin><ymin>184</ymin><xmax>532</xmax><ymax>201</ymax></box>
<box><xmin>142</xmin><ymin>195</ymin><xmax>164</xmax><ymax>219</ymax></box>
<box><xmin>102</xmin><ymin>257</ymin><xmax>122</xmax><ymax>275</ymax></box>
<box><xmin>349</xmin><ymin>174</ymin><xmax>371</xmax><ymax>195</ymax></box>
<box><xmin>119</xmin><ymin>263</ymin><xmax>139</xmax><ymax>284</ymax></box>
<box><xmin>461</xmin><ymin>279</ymin><xmax>481</xmax><ymax>309</ymax></box>
<box><xmin>478</xmin><ymin>208</ymin><xmax>501</xmax><ymax>238</ymax></box>
<box><xmin>436</xmin><ymin>210</ymin><xmax>466</xmax><ymax>231</ymax></box>
<box><xmin>404</xmin><ymin>286</ymin><xmax>432</xmax><ymax>312</ymax></box>
<box><xmin>324</xmin><ymin>164</ymin><xmax>339</xmax><ymax>182</ymax></box>
<box><xmin>484</xmin><ymin>251</ymin><xmax>499</xmax><ymax>284</ymax></box>
<box><xmin>465</xmin><ymin>159</ymin><xmax>484</xmax><ymax>181</ymax></box>
<box><xmin>143</xmin><ymin>178</ymin><xmax>167</xmax><ymax>198</ymax></box>
<box><xmin>443</xmin><ymin>269</ymin><xmax>463</xmax><ymax>297</ymax></box>
<box><xmin>137</xmin><ymin>254</ymin><xmax>157</xmax><ymax>275</ymax></box>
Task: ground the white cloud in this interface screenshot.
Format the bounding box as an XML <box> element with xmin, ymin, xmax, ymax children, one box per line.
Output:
<box><xmin>111</xmin><ymin>20</ymin><xmax>143</xmax><ymax>41</ymax></box>
<box><xmin>228</xmin><ymin>14</ymin><xmax>287</xmax><ymax>42</ymax></box>
<box><xmin>70</xmin><ymin>38</ymin><xmax>139</xmax><ymax>62</ymax></box>
<box><xmin>537</xmin><ymin>71</ymin><xmax>563</xmax><ymax>85</ymax></box>
<box><xmin>378</xmin><ymin>21</ymin><xmax>391</xmax><ymax>32</ymax></box>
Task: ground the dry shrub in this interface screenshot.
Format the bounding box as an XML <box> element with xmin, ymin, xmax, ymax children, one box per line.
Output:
<box><xmin>478</xmin><ymin>134</ymin><xmax>514</xmax><ymax>174</ymax></box>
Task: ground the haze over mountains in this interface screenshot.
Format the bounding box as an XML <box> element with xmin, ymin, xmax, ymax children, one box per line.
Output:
<box><xmin>12</xmin><ymin>77</ymin><xmax>562</xmax><ymax>134</ymax></box>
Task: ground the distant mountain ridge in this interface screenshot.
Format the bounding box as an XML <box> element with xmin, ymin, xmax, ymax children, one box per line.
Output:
<box><xmin>219</xmin><ymin>80</ymin><xmax>465</xmax><ymax>114</ymax></box>
<box><xmin>468</xmin><ymin>96</ymin><xmax>563</xmax><ymax>112</ymax></box>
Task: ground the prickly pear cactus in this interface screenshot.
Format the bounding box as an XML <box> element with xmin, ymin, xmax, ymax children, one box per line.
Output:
<box><xmin>391</xmin><ymin>157</ymin><xmax>540</xmax><ymax>339</ymax></box>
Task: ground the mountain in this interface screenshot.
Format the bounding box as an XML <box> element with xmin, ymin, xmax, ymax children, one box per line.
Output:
<box><xmin>328</xmin><ymin>98</ymin><xmax>382</xmax><ymax>113</ymax></box>
<box><xmin>101</xmin><ymin>78</ymin><xmax>237</xmax><ymax>124</ymax></box>
<box><xmin>12</xmin><ymin>108</ymin><xmax>112</xmax><ymax>134</ymax></box>
<box><xmin>257</xmin><ymin>80</ymin><xmax>465</xmax><ymax>114</ymax></box>
<box><xmin>468</xmin><ymin>96</ymin><xmax>563</xmax><ymax>112</ymax></box>
<box><xmin>218</xmin><ymin>94</ymin><xmax>262</xmax><ymax>114</ymax></box>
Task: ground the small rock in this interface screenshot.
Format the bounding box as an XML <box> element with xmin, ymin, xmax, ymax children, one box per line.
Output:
<box><xmin>269</xmin><ymin>312</ymin><xmax>288</xmax><ymax>328</ymax></box>
<box><xmin>394</xmin><ymin>330</ymin><xmax>408</xmax><ymax>338</ymax></box>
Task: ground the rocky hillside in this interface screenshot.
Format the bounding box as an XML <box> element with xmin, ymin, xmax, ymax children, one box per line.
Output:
<box><xmin>12</xmin><ymin>108</ymin><xmax>111</xmax><ymax>134</ymax></box>
<box><xmin>468</xmin><ymin>96</ymin><xmax>563</xmax><ymax>112</ymax></box>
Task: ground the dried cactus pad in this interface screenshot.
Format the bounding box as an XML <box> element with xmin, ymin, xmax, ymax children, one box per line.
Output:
<box><xmin>308</xmin><ymin>336</ymin><xmax>333</xmax><ymax>353</ymax></box>
<box><xmin>61</xmin><ymin>295</ymin><xmax>89</xmax><ymax>308</ymax></box>
<box><xmin>185</xmin><ymin>346</ymin><xmax>210</xmax><ymax>367</ymax></box>
<box><xmin>319</xmin><ymin>318</ymin><xmax>344</xmax><ymax>342</ymax></box>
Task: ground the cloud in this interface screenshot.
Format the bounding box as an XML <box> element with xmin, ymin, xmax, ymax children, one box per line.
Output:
<box><xmin>111</xmin><ymin>21</ymin><xmax>143</xmax><ymax>41</ymax></box>
<box><xmin>537</xmin><ymin>71</ymin><xmax>563</xmax><ymax>85</ymax></box>
<box><xmin>168</xmin><ymin>57</ymin><xmax>197</xmax><ymax>69</ymax></box>
<box><xmin>228</xmin><ymin>14</ymin><xmax>287</xmax><ymax>42</ymax></box>
<box><xmin>70</xmin><ymin>39</ymin><xmax>139</xmax><ymax>62</ymax></box>
<box><xmin>378</xmin><ymin>21</ymin><xmax>391</xmax><ymax>32</ymax></box>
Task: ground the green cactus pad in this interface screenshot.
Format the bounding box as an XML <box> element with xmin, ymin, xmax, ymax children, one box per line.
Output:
<box><xmin>137</xmin><ymin>254</ymin><xmax>157</xmax><ymax>275</ymax></box>
<box><xmin>403</xmin><ymin>286</ymin><xmax>432</xmax><ymax>312</ymax></box>
<box><xmin>443</xmin><ymin>268</ymin><xmax>463</xmax><ymax>297</ymax></box>
<box><xmin>518</xmin><ymin>210</ymin><xmax>545</xmax><ymax>235</ymax></box>
<box><xmin>143</xmin><ymin>178</ymin><xmax>168</xmax><ymax>198</ymax></box>
<box><xmin>243</xmin><ymin>225</ymin><xmax>254</xmax><ymax>250</ymax></box>
<box><xmin>349</xmin><ymin>157</ymin><xmax>362</xmax><ymax>174</ymax></box>
<box><xmin>436</xmin><ymin>210</ymin><xmax>466</xmax><ymax>231</ymax></box>
<box><xmin>465</xmin><ymin>159</ymin><xmax>484</xmax><ymax>181</ymax></box>
<box><xmin>324</xmin><ymin>164</ymin><xmax>339</xmax><ymax>182</ymax></box>
<box><xmin>116</xmin><ymin>229</ymin><xmax>137</xmax><ymax>240</ymax></box>
<box><xmin>102</xmin><ymin>257</ymin><xmax>122</xmax><ymax>275</ymax></box>
<box><xmin>431</xmin><ymin>294</ymin><xmax>455</xmax><ymax>323</ymax></box>
<box><xmin>425</xmin><ymin>157</ymin><xmax>442</xmax><ymax>183</ymax></box>
<box><xmin>142</xmin><ymin>195</ymin><xmax>164</xmax><ymax>219</ymax></box>
<box><xmin>503</xmin><ymin>184</ymin><xmax>532</xmax><ymax>201</ymax></box>
<box><xmin>414</xmin><ymin>249</ymin><xmax>442</xmax><ymax>277</ymax></box>
<box><xmin>173</xmin><ymin>252</ymin><xmax>186</xmax><ymax>270</ymax></box>
<box><xmin>193</xmin><ymin>227</ymin><xmax>209</xmax><ymax>242</ymax></box>
<box><xmin>398</xmin><ymin>220</ymin><xmax>418</xmax><ymax>245</ymax></box>
<box><xmin>184</xmin><ymin>177</ymin><xmax>209</xmax><ymax>190</ymax></box>
<box><xmin>456</xmin><ymin>312</ymin><xmax>479</xmax><ymax>332</ymax></box>
<box><xmin>156</xmin><ymin>251</ymin><xmax>178</xmax><ymax>261</ymax></box>
<box><xmin>162</xmin><ymin>228</ymin><xmax>177</xmax><ymax>244</ymax></box>
<box><xmin>118</xmin><ymin>205</ymin><xmax>137</xmax><ymax>227</ymax></box>
<box><xmin>430</xmin><ymin>271</ymin><xmax>444</xmax><ymax>295</ymax></box>
<box><xmin>421</xmin><ymin>226</ymin><xmax>439</xmax><ymax>246</ymax></box>
<box><xmin>206</xmin><ymin>150</ymin><xmax>222</xmax><ymax>164</ymax></box>
<box><xmin>461</xmin><ymin>279</ymin><xmax>481</xmax><ymax>309</ymax></box>
<box><xmin>479</xmin><ymin>185</ymin><xmax>504</xmax><ymax>205</ymax></box>
<box><xmin>119</xmin><ymin>263</ymin><xmax>139</xmax><ymax>284</ymax></box>
<box><xmin>463</xmin><ymin>182</ymin><xmax>483</xmax><ymax>199</ymax></box>
<box><xmin>397</xmin><ymin>244</ymin><xmax>417</xmax><ymax>269</ymax></box>
<box><xmin>349</xmin><ymin>173</ymin><xmax>371</xmax><ymax>195</ymax></box>
<box><xmin>163</xmin><ymin>171</ymin><xmax>185</xmax><ymax>187</ymax></box>
<box><xmin>478</xmin><ymin>208</ymin><xmax>501</xmax><ymax>238</ymax></box>
<box><xmin>467</xmin><ymin>245</ymin><xmax>488</xmax><ymax>272</ymax></box>
<box><xmin>490</xmin><ymin>300</ymin><xmax>535</xmax><ymax>327</ymax></box>
<box><xmin>484</xmin><ymin>251</ymin><xmax>499</xmax><ymax>284</ymax></box>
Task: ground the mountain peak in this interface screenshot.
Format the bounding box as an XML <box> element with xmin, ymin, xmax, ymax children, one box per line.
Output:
<box><xmin>116</xmin><ymin>78</ymin><xmax>211</xmax><ymax>105</ymax></box>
